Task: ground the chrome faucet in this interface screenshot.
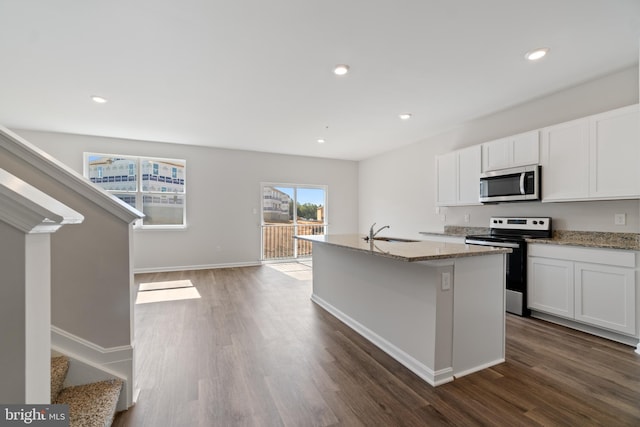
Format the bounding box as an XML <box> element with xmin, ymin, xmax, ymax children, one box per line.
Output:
<box><xmin>365</xmin><ymin>222</ymin><xmax>390</xmax><ymax>242</ymax></box>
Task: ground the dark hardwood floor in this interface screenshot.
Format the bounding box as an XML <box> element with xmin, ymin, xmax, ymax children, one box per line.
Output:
<box><xmin>114</xmin><ymin>263</ymin><xmax>640</xmax><ymax>426</ymax></box>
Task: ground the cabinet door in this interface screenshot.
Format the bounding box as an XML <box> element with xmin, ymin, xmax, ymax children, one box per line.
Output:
<box><xmin>540</xmin><ymin>118</ymin><xmax>590</xmax><ymax>201</ymax></box>
<box><xmin>528</xmin><ymin>257</ymin><xmax>574</xmax><ymax>318</ymax></box>
<box><xmin>511</xmin><ymin>130</ymin><xmax>539</xmax><ymax>167</ymax></box>
<box><xmin>589</xmin><ymin>105</ymin><xmax>640</xmax><ymax>199</ymax></box>
<box><xmin>481</xmin><ymin>137</ymin><xmax>510</xmax><ymax>172</ymax></box>
<box><xmin>457</xmin><ymin>145</ymin><xmax>481</xmax><ymax>205</ymax></box>
<box><xmin>435</xmin><ymin>151</ymin><xmax>457</xmax><ymax>206</ymax></box>
<box><xmin>574</xmin><ymin>263</ymin><xmax>636</xmax><ymax>335</ymax></box>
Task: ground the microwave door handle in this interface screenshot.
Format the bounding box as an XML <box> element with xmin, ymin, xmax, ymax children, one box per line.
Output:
<box><xmin>519</xmin><ymin>173</ymin><xmax>526</xmax><ymax>195</ymax></box>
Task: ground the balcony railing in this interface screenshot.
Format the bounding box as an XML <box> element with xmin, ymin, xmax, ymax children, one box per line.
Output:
<box><xmin>262</xmin><ymin>223</ymin><xmax>326</xmax><ymax>260</ymax></box>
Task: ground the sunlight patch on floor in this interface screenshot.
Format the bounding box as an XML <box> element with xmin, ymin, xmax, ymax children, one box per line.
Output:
<box><xmin>139</xmin><ymin>279</ymin><xmax>193</xmax><ymax>291</ymax></box>
<box><xmin>136</xmin><ymin>279</ymin><xmax>201</xmax><ymax>304</ymax></box>
<box><xmin>266</xmin><ymin>262</ymin><xmax>313</xmax><ymax>281</ymax></box>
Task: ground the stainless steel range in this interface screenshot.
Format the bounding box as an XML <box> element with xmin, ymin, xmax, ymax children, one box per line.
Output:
<box><xmin>465</xmin><ymin>217</ymin><xmax>552</xmax><ymax>316</ymax></box>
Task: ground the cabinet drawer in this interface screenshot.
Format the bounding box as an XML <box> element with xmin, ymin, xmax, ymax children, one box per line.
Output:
<box><xmin>528</xmin><ymin>244</ymin><xmax>636</xmax><ymax>268</ymax></box>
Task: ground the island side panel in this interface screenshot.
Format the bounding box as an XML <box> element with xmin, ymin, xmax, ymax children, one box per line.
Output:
<box><xmin>310</xmin><ymin>243</ymin><xmax>454</xmax><ymax>386</ymax></box>
<box><xmin>451</xmin><ymin>253</ymin><xmax>506</xmax><ymax>377</ymax></box>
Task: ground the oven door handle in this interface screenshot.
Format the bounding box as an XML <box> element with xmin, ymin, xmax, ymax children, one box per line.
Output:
<box><xmin>465</xmin><ymin>239</ymin><xmax>520</xmax><ymax>249</ymax></box>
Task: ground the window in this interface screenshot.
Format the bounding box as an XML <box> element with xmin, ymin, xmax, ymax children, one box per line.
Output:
<box><xmin>84</xmin><ymin>153</ymin><xmax>186</xmax><ymax>228</ymax></box>
<box><xmin>260</xmin><ymin>183</ymin><xmax>327</xmax><ymax>260</ymax></box>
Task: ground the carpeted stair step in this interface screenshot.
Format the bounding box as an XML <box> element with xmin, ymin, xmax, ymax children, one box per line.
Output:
<box><xmin>54</xmin><ymin>379</ymin><xmax>123</xmax><ymax>427</ymax></box>
<box><xmin>51</xmin><ymin>356</ymin><xmax>69</xmax><ymax>402</ymax></box>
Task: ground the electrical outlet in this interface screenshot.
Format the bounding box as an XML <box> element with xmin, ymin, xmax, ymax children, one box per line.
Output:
<box><xmin>440</xmin><ymin>214</ymin><xmax>446</xmax><ymax>222</ymax></box>
<box><xmin>614</xmin><ymin>213</ymin><xmax>626</xmax><ymax>225</ymax></box>
<box><xmin>441</xmin><ymin>272</ymin><xmax>451</xmax><ymax>291</ymax></box>
<box><xmin>464</xmin><ymin>214</ymin><xmax>470</xmax><ymax>223</ymax></box>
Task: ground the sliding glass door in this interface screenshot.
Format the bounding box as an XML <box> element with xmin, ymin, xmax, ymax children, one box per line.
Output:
<box><xmin>261</xmin><ymin>184</ymin><xmax>327</xmax><ymax>260</ymax></box>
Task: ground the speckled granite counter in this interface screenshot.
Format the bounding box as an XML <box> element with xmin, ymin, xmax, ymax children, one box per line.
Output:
<box><xmin>528</xmin><ymin>230</ymin><xmax>640</xmax><ymax>251</ymax></box>
<box><xmin>297</xmin><ymin>233</ymin><xmax>510</xmax><ymax>262</ymax></box>
<box><xmin>421</xmin><ymin>226</ymin><xmax>640</xmax><ymax>251</ymax></box>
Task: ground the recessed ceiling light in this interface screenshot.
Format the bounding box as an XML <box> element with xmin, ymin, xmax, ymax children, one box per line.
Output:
<box><xmin>333</xmin><ymin>64</ymin><xmax>350</xmax><ymax>76</ymax></box>
<box><xmin>399</xmin><ymin>113</ymin><xmax>412</xmax><ymax>120</ymax></box>
<box><xmin>525</xmin><ymin>48</ymin><xmax>549</xmax><ymax>61</ymax></box>
<box><xmin>91</xmin><ymin>95</ymin><xmax>108</xmax><ymax>104</ymax></box>
<box><xmin>317</xmin><ymin>138</ymin><xmax>326</xmax><ymax>144</ymax></box>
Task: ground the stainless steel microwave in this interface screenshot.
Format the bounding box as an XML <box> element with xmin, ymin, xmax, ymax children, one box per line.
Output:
<box><xmin>479</xmin><ymin>165</ymin><xmax>540</xmax><ymax>203</ymax></box>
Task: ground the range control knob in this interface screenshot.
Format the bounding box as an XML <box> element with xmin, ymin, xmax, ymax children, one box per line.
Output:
<box><xmin>539</xmin><ymin>220</ymin><xmax>545</xmax><ymax>225</ymax></box>
<box><xmin>533</xmin><ymin>221</ymin><xmax>538</xmax><ymax>225</ymax></box>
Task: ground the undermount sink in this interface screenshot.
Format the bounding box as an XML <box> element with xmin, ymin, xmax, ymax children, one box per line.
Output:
<box><xmin>372</xmin><ymin>237</ymin><xmax>420</xmax><ymax>243</ymax></box>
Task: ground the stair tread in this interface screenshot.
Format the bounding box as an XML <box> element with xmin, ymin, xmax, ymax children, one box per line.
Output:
<box><xmin>51</xmin><ymin>356</ymin><xmax>69</xmax><ymax>402</ymax></box>
<box><xmin>54</xmin><ymin>379</ymin><xmax>123</xmax><ymax>427</ymax></box>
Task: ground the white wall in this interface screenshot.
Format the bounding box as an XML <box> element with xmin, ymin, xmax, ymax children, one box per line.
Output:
<box><xmin>360</xmin><ymin>66</ymin><xmax>640</xmax><ymax>237</ymax></box>
<box><xmin>15</xmin><ymin>131</ymin><xmax>359</xmax><ymax>272</ymax></box>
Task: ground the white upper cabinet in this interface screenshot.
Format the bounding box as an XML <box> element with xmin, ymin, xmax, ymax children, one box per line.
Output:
<box><xmin>589</xmin><ymin>105</ymin><xmax>640</xmax><ymax>198</ymax></box>
<box><xmin>541</xmin><ymin>104</ymin><xmax>640</xmax><ymax>202</ymax></box>
<box><xmin>435</xmin><ymin>145</ymin><xmax>481</xmax><ymax>206</ymax></box>
<box><xmin>540</xmin><ymin>118</ymin><xmax>590</xmax><ymax>201</ymax></box>
<box><xmin>457</xmin><ymin>145</ymin><xmax>482</xmax><ymax>204</ymax></box>
<box><xmin>482</xmin><ymin>130</ymin><xmax>539</xmax><ymax>172</ymax></box>
<box><xmin>435</xmin><ymin>151</ymin><xmax>457</xmax><ymax>206</ymax></box>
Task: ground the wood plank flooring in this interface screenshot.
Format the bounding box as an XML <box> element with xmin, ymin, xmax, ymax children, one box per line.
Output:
<box><xmin>114</xmin><ymin>264</ymin><xmax>640</xmax><ymax>426</ymax></box>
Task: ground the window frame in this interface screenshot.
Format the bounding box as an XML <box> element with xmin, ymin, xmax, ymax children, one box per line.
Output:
<box><xmin>83</xmin><ymin>152</ymin><xmax>187</xmax><ymax>230</ymax></box>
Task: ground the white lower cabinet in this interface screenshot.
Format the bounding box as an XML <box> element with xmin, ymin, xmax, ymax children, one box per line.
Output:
<box><xmin>574</xmin><ymin>262</ymin><xmax>636</xmax><ymax>335</ymax></box>
<box><xmin>528</xmin><ymin>257</ymin><xmax>574</xmax><ymax>318</ymax></box>
<box><xmin>528</xmin><ymin>244</ymin><xmax>637</xmax><ymax>336</ymax></box>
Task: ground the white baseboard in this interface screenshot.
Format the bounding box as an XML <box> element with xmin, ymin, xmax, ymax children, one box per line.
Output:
<box><xmin>134</xmin><ymin>260</ymin><xmax>262</xmax><ymax>274</ymax></box>
<box><xmin>311</xmin><ymin>294</ymin><xmax>454</xmax><ymax>387</ymax></box>
<box><xmin>454</xmin><ymin>358</ymin><xmax>505</xmax><ymax>379</ymax></box>
<box><xmin>530</xmin><ymin>311</ymin><xmax>640</xmax><ymax>348</ymax></box>
<box><xmin>51</xmin><ymin>326</ymin><xmax>134</xmax><ymax>411</ymax></box>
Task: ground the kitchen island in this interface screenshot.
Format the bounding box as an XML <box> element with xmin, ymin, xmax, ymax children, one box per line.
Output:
<box><xmin>296</xmin><ymin>234</ymin><xmax>511</xmax><ymax>386</ymax></box>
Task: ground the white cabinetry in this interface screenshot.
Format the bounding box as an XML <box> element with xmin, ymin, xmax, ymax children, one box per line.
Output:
<box><xmin>482</xmin><ymin>130</ymin><xmax>539</xmax><ymax>172</ymax></box>
<box><xmin>574</xmin><ymin>263</ymin><xmax>636</xmax><ymax>334</ymax></box>
<box><xmin>541</xmin><ymin>104</ymin><xmax>640</xmax><ymax>202</ymax></box>
<box><xmin>528</xmin><ymin>244</ymin><xmax>637</xmax><ymax>336</ymax></box>
<box><xmin>435</xmin><ymin>145</ymin><xmax>481</xmax><ymax>206</ymax></box>
<box><xmin>529</xmin><ymin>257</ymin><xmax>574</xmax><ymax>318</ymax></box>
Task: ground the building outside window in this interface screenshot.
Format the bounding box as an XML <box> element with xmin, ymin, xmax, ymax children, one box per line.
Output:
<box><xmin>84</xmin><ymin>153</ymin><xmax>186</xmax><ymax>228</ymax></box>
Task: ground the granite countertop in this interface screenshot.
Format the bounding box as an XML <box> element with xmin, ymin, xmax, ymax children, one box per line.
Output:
<box><xmin>420</xmin><ymin>226</ymin><xmax>640</xmax><ymax>251</ymax></box>
<box><xmin>296</xmin><ymin>233</ymin><xmax>510</xmax><ymax>262</ymax></box>
<box><xmin>527</xmin><ymin>230</ymin><xmax>640</xmax><ymax>251</ymax></box>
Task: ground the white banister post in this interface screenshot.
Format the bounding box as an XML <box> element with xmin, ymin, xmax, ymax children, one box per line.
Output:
<box><xmin>24</xmin><ymin>233</ymin><xmax>52</xmax><ymax>403</ymax></box>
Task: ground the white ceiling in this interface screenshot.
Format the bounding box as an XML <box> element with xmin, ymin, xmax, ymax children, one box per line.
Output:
<box><xmin>1</xmin><ymin>1</ymin><xmax>639</xmax><ymax>161</ymax></box>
